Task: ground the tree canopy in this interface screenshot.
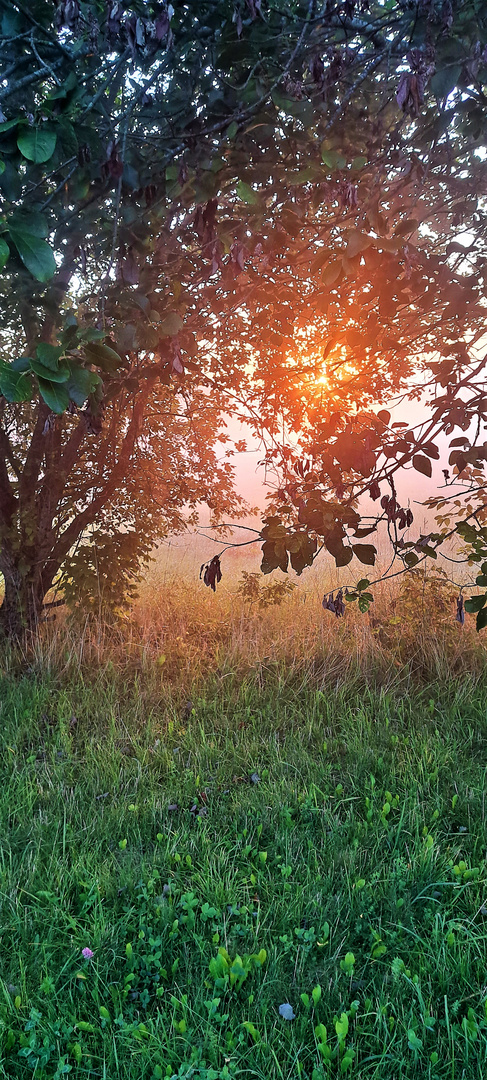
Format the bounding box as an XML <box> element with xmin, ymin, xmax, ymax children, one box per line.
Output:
<box><xmin>0</xmin><ymin>0</ymin><xmax>487</xmax><ymax>635</ymax></box>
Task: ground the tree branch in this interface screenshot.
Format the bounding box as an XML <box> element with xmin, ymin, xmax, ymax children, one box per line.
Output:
<box><xmin>42</xmin><ymin>386</ymin><xmax>152</xmax><ymax>591</ymax></box>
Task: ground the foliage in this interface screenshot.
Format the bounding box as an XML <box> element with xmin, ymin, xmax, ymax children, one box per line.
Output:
<box><xmin>0</xmin><ymin>0</ymin><xmax>487</xmax><ymax>632</ymax></box>
<box><xmin>61</xmin><ymin>527</ymin><xmax>154</xmax><ymax>620</ymax></box>
<box><xmin>236</xmin><ymin>569</ymin><xmax>296</xmax><ymax>608</ymax></box>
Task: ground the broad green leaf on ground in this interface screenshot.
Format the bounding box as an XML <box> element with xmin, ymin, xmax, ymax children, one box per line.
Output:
<box><xmin>17</xmin><ymin>125</ymin><xmax>57</xmax><ymax>163</ymax></box>
<box><xmin>407</xmin><ymin>1029</ymin><xmax>423</xmax><ymax>1052</ymax></box>
<box><xmin>0</xmin><ymin>237</ymin><xmax>9</xmax><ymax>268</ymax></box>
<box><xmin>9</xmin><ymin>226</ymin><xmax>56</xmax><ymax>282</ymax></box>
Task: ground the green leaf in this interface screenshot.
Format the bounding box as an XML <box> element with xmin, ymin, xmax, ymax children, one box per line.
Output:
<box><xmin>159</xmin><ymin>312</ymin><xmax>184</xmax><ymax>336</ymax></box>
<box><xmin>430</xmin><ymin>65</ymin><xmax>462</xmax><ymax>100</ymax></box>
<box><xmin>340</xmin><ymin>1049</ymin><xmax>355</xmax><ymax>1073</ymax></box>
<box><xmin>10</xmin><ymin>213</ymin><xmax>49</xmax><ymax>238</ymax></box>
<box><xmin>83</xmin><ymin>341</ymin><xmax>123</xmax><ymax>372</ymax></box>
<box><xmin>37</xmin><ymin>378</ymin><xmax>70</xmax><ymax>413</ymax></box>
<box><xmin>288</xmin><ymin>166</ymin><xmax>320</xmax><ymax>185</ymax></box>
<box><xmin>412</xmin><ymin>454</ymin><xmax>432</xmax><ymax>477</ymax></box>
<box><xmin>236</xmin><ymin>180</ymin><xmax>260</xmax><ymax>204</ymax></box>
<box><xmin>0</xmin><ymin>237</ymin><xmax>9</xmax><ymax>268</ymax></box>
<box><xmin>407</xmin><ymin>1029</ymin><xmax>423</xmax><ymax>1052</ymax></box>
<box><xmin>339</xmin><ymin>951</ymin><xmax>355</xmax><ymax>972</ymax></box>
<box><xmin>79</xmin><ymin>326</ymin><xmax>105</xmax><ymax>343</ymax></box>
<box><xmin>17</xmin><ymin>126</ymin><xmax>57</xmax><ymax>163</ymax></box>
<box><xmin>0</xmin><ymin>364</ymin><xmax>33</xmax><ymax>402</ymax></box>
<box><xmin>56</xmin><ymin>117</ymin><xmax>78</xmax><ymax>157</ymax></box>
<box><xmin>356</xmin><ymin>578</ymin><xmax>370</xmax><ymax>590</ymax></box>
<box><xmin>11</xmin><ymin>356</ymin><xmax>32</xmax><ymax>372</ymax></box>
<box><xmin>30</xmin><ymin>357</ymin><xmax>70</xmax><ymax>382</ymax></box>
<box><xmin>353</xmin><ymin>544</ymin><xmax>376</xmax><ymax>565</ymax></box>
<box><xmin>0</xmin><ymin>118</ymin><xmax>20</xmax><ymax>134</ymax></box>
<box><xmin>320</xmin><ymin>147</ymin><xmax>346</xmax><ymax>169</ymax></box>
<box><xmin>335</xmin><ymin>1012</ymin><xmax>349</xmax><ymax>1040</ymax></box>
<box><xmin>67</xmin><ymin>364</ymin><xmax>101</xmax><ymax>406</ymax></box>
<box><xmin>36</xmin><ymin>343</ymin><xmax>65</xmax><ymax>370</ymax></box>
<box><xmin>476</xmin><ymin>606</ymin><xmax>487</xmax><ymax>632</ymax></box>
<box><xmin>465</xmin><ymin>595</ymin><xmax>487</xmax><ymax>613</ymax></box>
<box><xmin>9</xmin><ymin>227</ymin><xmax>56</xmax><ymax>282</ymax></box>
<box><xmin>0</xmin><ymin>9</ymin><xmax>21</xmax><ymax>37</ymax></box>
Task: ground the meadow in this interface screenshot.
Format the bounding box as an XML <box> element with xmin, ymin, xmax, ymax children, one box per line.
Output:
<box><xmin>1</xmin><ymin>552</ymin><xmax>487</xmax><ymax>1080</ymax></box>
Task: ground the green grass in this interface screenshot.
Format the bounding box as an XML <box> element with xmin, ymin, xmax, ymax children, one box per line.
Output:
<box><xmin>1</xmin><ymin>654</ymin><xmax>487</xmax><ymax>1080</ymax></box>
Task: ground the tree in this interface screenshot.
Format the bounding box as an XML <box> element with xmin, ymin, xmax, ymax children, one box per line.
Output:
<box><xmin>0</xmin><ymin>0</ymin><xmax>486</xmax><ymax>635</ymax></box>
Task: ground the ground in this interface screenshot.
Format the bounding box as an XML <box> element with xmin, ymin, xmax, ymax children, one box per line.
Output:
<box><xmin>1</xmin><ymin>568</ymin><xmax>486</xmax><ymax>1079</ymax></box>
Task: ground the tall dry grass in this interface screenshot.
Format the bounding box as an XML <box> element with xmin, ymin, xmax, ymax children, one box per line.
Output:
<box><xmin>4</xmin><ymin>544</ymin><xmax>485</xmax><ymax>701</ymax></box>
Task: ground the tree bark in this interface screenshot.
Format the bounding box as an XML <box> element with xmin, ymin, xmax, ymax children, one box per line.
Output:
<box><xmin>0</xmin><ymin>556</ymin><xmax>45</xmax><ymax>638</ymax></box>
<box><xmin>0</xmin><ymin>389</ymin><xmax>150</xmax><ymax>638</ymax></box>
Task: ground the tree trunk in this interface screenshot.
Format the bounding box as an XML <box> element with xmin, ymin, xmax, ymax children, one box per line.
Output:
<box><xmin>0</xmin><ymin>559</ymin><xmax>47</xmax><ymax>639</ymax></box>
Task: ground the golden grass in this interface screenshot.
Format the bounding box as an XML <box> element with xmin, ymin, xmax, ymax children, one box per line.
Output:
<box><xmin>9</xmin><ymin>540</ymin><xmax>485</xmax><ymax>698</ymax></box>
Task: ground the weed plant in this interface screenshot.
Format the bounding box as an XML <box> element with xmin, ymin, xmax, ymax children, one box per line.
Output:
<box><xmin>1</xmin><ymin>562</ymin><xmax>487</xmax><ymax>1079</ymax></box>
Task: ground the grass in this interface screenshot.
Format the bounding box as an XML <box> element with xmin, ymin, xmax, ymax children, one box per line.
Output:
<box><xmin>1</xmin><ymin>563</ymin><xmax>487</xmax><ymax>1079</ymax></box>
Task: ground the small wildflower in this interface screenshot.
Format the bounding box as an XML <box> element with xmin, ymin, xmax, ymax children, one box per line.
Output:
<box><xmin>82</xmin><ymin>947</ymin><xmax>94</xmax><ymax>960</ymax></box>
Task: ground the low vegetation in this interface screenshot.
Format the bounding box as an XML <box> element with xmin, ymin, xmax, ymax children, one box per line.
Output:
<box><xmin>1</xmin><ymin>564</ymin><xmax>487</xmax><ymax>1079</ymax></box>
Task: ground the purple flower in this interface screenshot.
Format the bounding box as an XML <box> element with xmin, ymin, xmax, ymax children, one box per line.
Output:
<box><xmin>82</xmin><ymin>947</ymin><xmax>94</xmax><ymax>960</ymax></box>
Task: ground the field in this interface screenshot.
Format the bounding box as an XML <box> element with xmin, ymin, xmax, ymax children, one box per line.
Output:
<box><xmin>1</xmin><ymin>554</ymin><xmax>487</xmax><ymax>1080</ymax></box>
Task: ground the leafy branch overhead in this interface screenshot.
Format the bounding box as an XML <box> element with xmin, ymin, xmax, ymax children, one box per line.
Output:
<box><xmin>0</xmin><ymin>0</ymin><xmax>486</xmax><ymax>634</ymax></box>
